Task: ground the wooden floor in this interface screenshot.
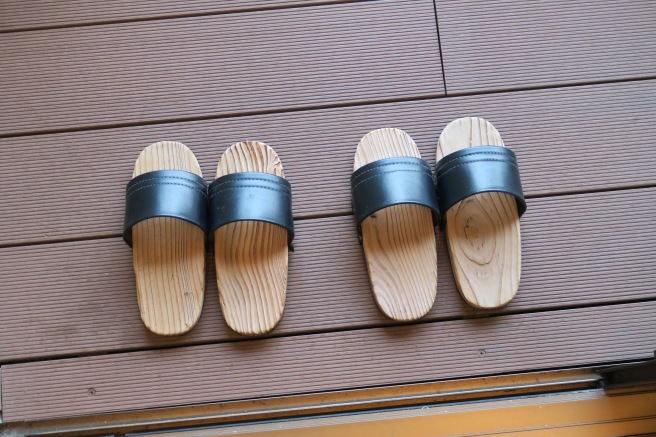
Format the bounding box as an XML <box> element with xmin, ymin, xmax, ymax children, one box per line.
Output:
<box><xmin>1</xmin><ymin>0</ymin><xmax>656</xmax><ymax>426</ymax></box>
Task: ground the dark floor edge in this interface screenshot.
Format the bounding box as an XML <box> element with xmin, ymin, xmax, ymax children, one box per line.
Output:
<box><xmin>2</xmin><ymin>297</ymin><xmax>654</xmax><ymax>367</ymax></box>
<box><xmin>0</xmin><ymin>0</ymin><xmax>379</xmax><ymax>34</ymax></box>
<box><xmin>2</xmin><ymin>75</ymin><xmax>656</xmax><ymax>140</ymax></box>
<box><xmin>1</xmin><ymin>183</ymin><xmax>654</xmax><ymax>250</ymax></box>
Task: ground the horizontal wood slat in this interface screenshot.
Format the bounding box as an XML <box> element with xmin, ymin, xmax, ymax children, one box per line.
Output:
<box><xmin>0</xmin><ymin>0</ymin><xmax>442</xmax><ymax>136</ymax></box>
<box><xmin>1</xmin><ymin>80</ymin><xmax>656</xmax><ymax>246</ymax></box>
<box><xmin>1</xmin><ymin>187</ymin><xmax>654</xmax><ymax>363</ymax></box>
<box><xmin>0</xmin><ymin>0</ymin><xmax>347</xmax><ymax>32</ymax></box>
<box><xmin>437</xmin><ymin>0</ymin><xmax>656</xmax><ymax>92</ymax></box>
<box><xmin>3</xmin><ymin>301</ymin><xmax>655</xmax><ymax>421</ymax></box>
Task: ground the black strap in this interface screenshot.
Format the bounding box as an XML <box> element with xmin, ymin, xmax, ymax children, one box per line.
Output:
<box><xmin>435</xmin><ymin>146</ymin><xmax>527</xmax><ymax>224</ymax></box>
<box><xmin>208</xmin><ymin>172</ymin><xmax>294</xmax><ymax>250</ymax></box>
<box><xmin>351</xmin><ymin>157</ymin><xmax>439</xmax><ymax>241</ymax></box>
<box><xmin>123</xmin><ymin>170</ymin><xmax>208</xmax><ymax>247</ymax></box>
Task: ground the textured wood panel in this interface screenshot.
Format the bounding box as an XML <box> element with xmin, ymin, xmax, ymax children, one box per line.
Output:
<box><xmin>2</xmin><ymin>0</ymin><xmax>654</xmax><ymax>427</ymax></box>
<box><xmin>437</xmin><ymin>0</ymin><xmax>656</xmax><ymax>93</ymax></box>
<box><xmin>0</xmin><ymin>0</ymin><xmax>343</xmax><ymax>31</ymax></box>
<box><xmin>0</xmin><ymin>0</ymin><xmax>442</xmax><ymax>136</ymax></box>
<box><xmin>1</xmin><ymin>188</ymin><xmax>654</xmax><ymax>363</ymax></box>
<box><xmin>3</xmin><ymin>301</ymin><xmax>654</xmax><ymax>421</ymax></box>
<box><xmin>1</xmin><ymin>81</ymin><xmax>655</xmax><ymax>246</ymax></box>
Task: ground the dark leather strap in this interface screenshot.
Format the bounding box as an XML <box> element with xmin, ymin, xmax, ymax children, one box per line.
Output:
<box><xmin>208</xmin><ymin>172</ymin><xmax>294</xmax><ymax>250</ymax></box>
<box><xmin>351</xmin><ymin>157</ymin><xmax>439</xmax><ymax>241</ymax></box>
<box><xmin>435</xmin><ymin>146</ymin><xmax>527</xmax><ymax>224</ymax></box>
<box><xmin>123</xmin><ymin>170</ymin><xmax>208</xmax><ymax>247</ymax></box>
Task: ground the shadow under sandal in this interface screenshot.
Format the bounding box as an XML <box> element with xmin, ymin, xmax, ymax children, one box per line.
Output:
<box><xmin>209</xmin><ymin>141</ymin><xmax>294</xmax><ymax>335</ymax></box>
<box><xmin>436</xmin><ymin>117</ymin><xmax>527</xmax><ymax>309</ymax></box>
<box><xmin>352</xmin><ymin>128</ymin><xmax>439</xmax><ymax>321</ymax></box>
<box><xmin>123</xmin><ymin>141</ymin><xmax>207</xmax><ymax>335</ymax></box>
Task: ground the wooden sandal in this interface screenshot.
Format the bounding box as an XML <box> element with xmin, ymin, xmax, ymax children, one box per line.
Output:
<box><xmin>209</xmin><ymin>141</ymin><xmax>294</xmax><ymax>335</ymax></box>
<box><xmin>123</xmin><ymin>141</ymin><xmax>207</xmax><ymax>335</ymax></box>
<box><xmin>351</xmin><ymin>128</ymin><xmax>439</xmax><ymax>321</ymax></box>
<box><xmin>436</xmin><ymin>117</ymin><xmax>527</xmax><ymax>308</ymax></box>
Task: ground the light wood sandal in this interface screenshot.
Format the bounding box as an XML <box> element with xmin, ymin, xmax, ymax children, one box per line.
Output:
<box><xmin>123</xmin><ymin>141</ymin><xmax>207</xmax><ymax>335</ymax></box>
<box><xmin>209</xmin><ymin>141</ymin><xmax>294</xmax><ymax>335</ymax></box>
<box><xmin>436</xmin><ymin>117</ymin><xmax>527</xmax><ymax>308</ymax></box>
<box><xmin>351</xmin><ymin>128</ymin><xmax>439</xmax><ymax>321</ymax></box>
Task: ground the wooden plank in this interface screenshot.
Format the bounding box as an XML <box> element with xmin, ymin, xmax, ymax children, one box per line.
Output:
<box><xmin>1</xmin><ymin>80</ymin><xmax>656</xmax><ymax>246</ymax></box>
<box><xmin>0</xmin><ymin>0</ymin><xmax>345</xmax><ymax>32</ymax></box>
<box><xmin>1</xmin><ymin>187</ymin><xmax>655</xmax><ymax>363</ymax></box>
<box><xmin>0</xmin><ymin>0</ymin><xmax>442</xmax><ymax>136</ymax></box>
<box><xmin>437</xmin><ymin>0</ymin><xmax>656</xmax><ymax>93</ymax></box>
<box><xmin>0</xmin><ymin>369</ymin><xmax>600</xmax><ymax>436</ymax></box>
<box><xmin>1</xmin><ymin>368</ymin><xmax>599</xmax><ymax>437</ymax></box>
<box><xmin>3</xmin><ymin>301</ymin><xmax>655</xmax><ymax>421</ymax></box>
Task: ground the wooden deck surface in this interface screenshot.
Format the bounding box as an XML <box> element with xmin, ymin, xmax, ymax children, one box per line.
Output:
<box><xmin>1</xmin><ymin>0</ymin><xmax>655</xmax><ymax>424</ymax></box>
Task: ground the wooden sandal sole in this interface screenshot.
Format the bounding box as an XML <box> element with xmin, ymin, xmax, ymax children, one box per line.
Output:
<box><xmin>131</xmin><ymin>141</ymin><xmax>206</xmax><ymax>335</ymax></box>
<box><xmin>437</xmin><ymin>117</ymin><xmax>521</xmax><ymax>308</ymax></box>
<box><xmin>214</xmin><ymin>141</ymin><xmax>289</xmax><ymax>335</ymax></box>
<box><xmin>354</xmin><ymin>128</ymin><xmax>438</xmax><ymax>321</ymax></box>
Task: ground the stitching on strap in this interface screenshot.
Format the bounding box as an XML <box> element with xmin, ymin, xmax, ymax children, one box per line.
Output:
<box><xmin>127</xmin><ymin>175</ymin><xmax>206</xmax><ymax>192</ymax></box>
<box><xmin>209</xmin><ymin>177</ymin><xmax>290</xmax><ymax>193</ymax></box>
<box><xmin>435</xmin><ymin>158</ymin><xmax>518</xmax><ymax>182</ymax></box>
<box><xmin>209</xmin><ymin>185</ymin><xmax>292</xmax><ymax>200</ymax></box>
<box><xmin>436</xmin><ymin>150</ymin><xmax>513</xmax><ymax>171</ymax></box>
<box><xmin>352</xmin><ymin>160</ymin><xmax>430</xmax><ymax>182</ymax></box>
<box><xmin>126</xmin><ymin>182</ymin><xmax>208</xmax><ymax>199</ymax></box>
<box><xmin>351</xmin><ymin>169</ymin><xmax>432</xmax><ymax>191</ymax></box>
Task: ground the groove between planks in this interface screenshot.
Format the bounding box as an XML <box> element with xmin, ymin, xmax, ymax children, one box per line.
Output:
<box><xmin>0</xmin><ymin>0</ymin><xmax>363</xmax><ymax>32</ymax></box>
<box><xmin>2</xmin><ymin>301</ymin><xmax>654</xmax><ymax>421</ymax></box>
<box><xmin>1</xmin><ymin>81</ymin><xmax>655</xmax><ymax>245</ymax></box>
<box><xmin>0</xmin><ymin>188</ymin><xmax>654</xmax><ymax>362</ymax></box>
<box><xmin>437</xmin><ymin>0</ymin><xmax>656</xmax><ymax>92</ymax></box>
<box><xmin>0</xmin><ymin>0</ymin><xmax>442</xmax><ymax>135</ymax></box>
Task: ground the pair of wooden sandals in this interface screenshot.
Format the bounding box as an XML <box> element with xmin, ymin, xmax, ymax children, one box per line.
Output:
<box><xmin>123</xmin><ymin>117</ymin><xmax>526</xmax><ymax>336</ymax></box>
<box><xmin>353</xmin><ymin>118</ymin><xmax>526</xmax><ymax>321</ymax></box>
<box><xmin>124</xmin><ymin>140</ymin><xmax>292</xmax><ymax>336</ymax></box>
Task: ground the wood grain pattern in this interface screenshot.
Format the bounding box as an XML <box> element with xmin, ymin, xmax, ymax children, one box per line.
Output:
<box><xmin>1</xmin><ymin>81</ymin><xmax>655</xmax><ymax>246</ymax></box>
<box><xmin>0</xmin><ymin>0</ymin><xmax>340</xmax><ymax>32</ymax></box>
<box><xmin>354</xmin><ymin>128</ymin><xmax>437</xmax><ymax>320</ymax></box>
<box><xmin>0</xmin><ymin>0</ymin><xmax>654</xmax><ymax>429</ymax></box>
<box><xmin>214</xmin><ymin>142</ymin><xmax>288</xmax><ymax>335</ymax></box>
<box><xmin>437</xmin><ymin>0</ymin><xmax>656</xmax><ymax>92</ymax></box>
<box><xmin>0</xmin><ymin>0</ymin><xmax>442</xmax><ymax>136</ymax></box>
<box><xmin>437</xmin><ymin>118</ymin><xmax>520</xmax><ymax>308</ymax></box>
<box><xmin>131</xmin><ymin>141</ymin><xmax>205</xmax><ymax>335</ymax></box>
<box><xmin>1</xmin><ymin>187</ymin><xmax>655</xmax><ymax>362</ymax></box>
<box><xmin>2</xmin><ymin>301</ymin><xmax>654</xmax><ymax>421</ymax></box>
